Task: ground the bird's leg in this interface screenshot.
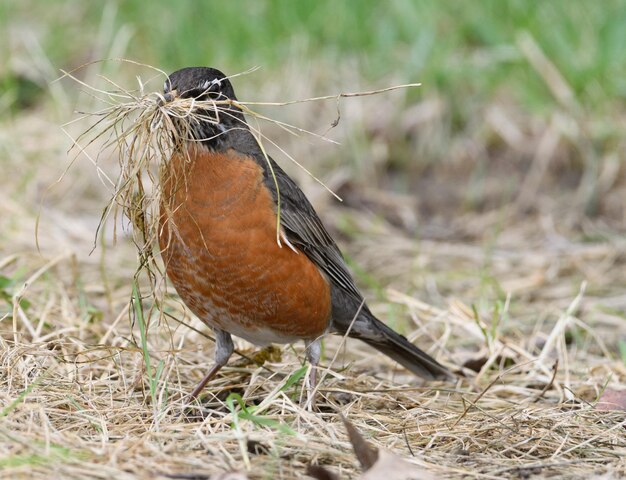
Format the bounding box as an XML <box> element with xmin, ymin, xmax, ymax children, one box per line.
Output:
<box><xmin>304</xmin><ymin>338</ymin><xmax>322</xmax><ymax>409</ymax></box>
<box><xmin>187</xmin><ymin>328</ymin><xmax>234</xmax><ymax>401</ymax></box>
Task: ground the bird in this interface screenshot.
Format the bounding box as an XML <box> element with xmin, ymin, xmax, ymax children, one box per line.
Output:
<box><xmin>158</xmin><ymin>67</ymin><xmax>451</xmax><ymax>401</ymax></box>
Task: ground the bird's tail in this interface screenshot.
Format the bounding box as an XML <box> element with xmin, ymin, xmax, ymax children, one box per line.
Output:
<box><xmin>348</xmin><ymin>310</ymin><xmax>452</xmax><ymax>380</ymax></box>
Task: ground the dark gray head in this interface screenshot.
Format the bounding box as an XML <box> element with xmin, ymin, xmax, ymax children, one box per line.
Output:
<box><xmin>163</xmin><ymin>67</ymin><xmax>238</xmax><ymax>103</ymax></box>
<box><xmin>163</xmin><ymin>67</ymin><xmax>246</xmax><ymax>147</ymax></box>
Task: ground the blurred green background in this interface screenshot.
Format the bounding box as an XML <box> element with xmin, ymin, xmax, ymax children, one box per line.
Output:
<box><xmin>2</xmin><ymin>0</ymin><xmax>625</xmax><ymax>223</ymax></box>
<box><xmin>4</xmin><ymin>0</ymin><xmax>626</xmax><ymax>108</ymax></box>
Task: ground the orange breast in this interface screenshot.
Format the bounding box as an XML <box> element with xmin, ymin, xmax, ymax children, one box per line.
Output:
<box><xmin>158</xmin><ymin>146</ymin><xmax>331</xmax><ymax>345</ymax></box>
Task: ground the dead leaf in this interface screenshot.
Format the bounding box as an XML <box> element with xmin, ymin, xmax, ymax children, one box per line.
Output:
<box><xmin>306</xmin><ymin>464</ymin><xmax>340</xmax><ymax>480</ymax></box>
<box><xmin>341</xmin><ymin>415</ymin><xmax>378</xmax><ymax>469</ymax></box>
<box><xmin>340</xmin><ymin>415</ymin><xmax>435</xmax><ymax>480</ymax></box>
<box><xmin>596</xmin><ymin>388</ymin><xmax>626</xmax><ymax>412</ymax></box>
<box><xmin>359</xmin><ymin>449</ymin><xmax>435</xmax><ymax>480</ymax></box>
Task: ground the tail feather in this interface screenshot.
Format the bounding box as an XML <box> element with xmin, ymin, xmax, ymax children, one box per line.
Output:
<box><xmin>348</xmin><ymin>312</ymin><xmax>452</xmax><ymax>380</ymax></box>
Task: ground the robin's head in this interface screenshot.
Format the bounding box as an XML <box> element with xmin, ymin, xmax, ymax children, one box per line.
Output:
<box><xmin>163</xmin><ymin>67</ymin><xmax>237</xmax><ymax>103</ymax></box>
<box><xmin>163</xmin><ymin>67</ymin><xmax>246</xmax><ymax>147</ymax></box>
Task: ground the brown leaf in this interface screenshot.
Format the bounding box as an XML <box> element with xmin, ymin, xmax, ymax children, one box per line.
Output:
<box><xmin>340</xmin><ymin>415</ymin><xmax>378</xmax><ymax>469</ymax></box>
<box><xmin>340</xmin><ymin>416</ymin><xmax>435</xmax><ymax>480</ymax></box>
<box><xmin>306</xmin><ymin>464</ymin><xmax>340</xmax><ymax>480</ymax></box>
<box><xmin>359</xmin><ymin>449</ymin><xmax>435</xmax><ymax>480</ymax></box>
<box><xmin>596</xmin><ymin>388</ymin><xmax>626</xmax><ymax>412</ymax></box>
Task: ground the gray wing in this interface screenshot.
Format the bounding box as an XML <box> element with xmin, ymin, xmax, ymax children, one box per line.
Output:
<box><xmin>262</xmin><ymin>157</ymin><xmax>363</xmax><ymax>303</ymax></box>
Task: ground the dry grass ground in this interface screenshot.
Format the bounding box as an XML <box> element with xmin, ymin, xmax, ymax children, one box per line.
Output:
<box><xmin>1</xmin><ymin>58</ymin><xmax>626</xmax><ymax>480</ymax></box>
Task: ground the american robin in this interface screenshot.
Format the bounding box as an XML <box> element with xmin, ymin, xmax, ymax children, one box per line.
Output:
<box><xmin>158</xmin><ymin>67</ymin><xmax>451</xmax><ymax>400</ymax></box>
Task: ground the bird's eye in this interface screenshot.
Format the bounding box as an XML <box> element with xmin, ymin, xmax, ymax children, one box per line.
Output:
<box><xmin>200</xmin><ymin>78</ymin><xmax>222</xmax><ymax>93</ymax></box>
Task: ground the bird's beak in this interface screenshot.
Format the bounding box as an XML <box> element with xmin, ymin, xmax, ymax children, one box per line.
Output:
<box><xmin>160</xmin><ymin>89</ymin><xmax>178</xmax><ymax>105</ymax></box>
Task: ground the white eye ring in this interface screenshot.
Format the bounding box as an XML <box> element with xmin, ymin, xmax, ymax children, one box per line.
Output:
<box><xmin>201</xmin><ymin>78</ymin><xmax>222</xmax><ymax>91</ymax></box>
